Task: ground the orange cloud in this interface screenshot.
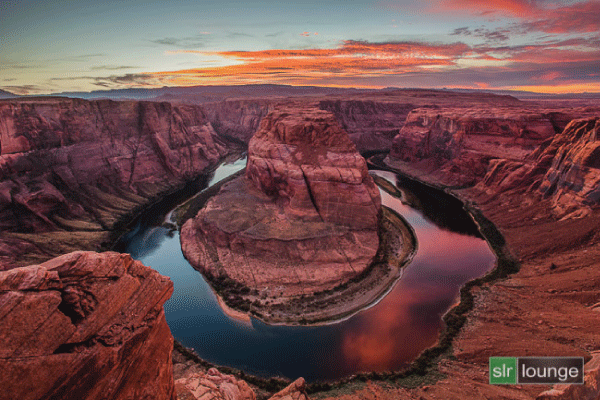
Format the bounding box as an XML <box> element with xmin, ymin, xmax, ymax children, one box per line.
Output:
<box><xmin>522</xmin><ymin>1</ymin><xmax>600</xmax><ymax>33</ymax></box>
<box><xmin>440</xmin><ymin>0</ymin><xmax>539</xmax><ymax>17</ymax></box>
<box><xmin>152</xmin><ymin>40</ymin><xmax>471</xmax><ymax>86</ymax></box>
<box><xmin>441</xmin><ymin>0</ymin><xmax>600</xmax><ymax>33</ymax></box>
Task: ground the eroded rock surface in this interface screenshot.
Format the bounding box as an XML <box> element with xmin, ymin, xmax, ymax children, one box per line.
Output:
<box><xmin>175</xmin><ymin>368</ymin><xmax>256</xmax><ymax>400</ymax></box>
<box><xmin>0</xmin><ymin>251</ymin><xmax>175</xmax><ymax>400</ymax></box>
<box><xmin>479</xmin><ymin>117</ymin><xmax>600</xmax><ymax>219</ymax></box>
<box><xmin>181</xmin><ymin>104</ymin><xmax>381</xmax><ymax>299</ymax></box>
<box><xmin>201</xmin><ymin>99</ymin><xmax>272</xmax><ymax>143</ymax></box>
<box><xmin>386</xmin><ymin>105</ymin><xmax>600</xmax><ymax>187</ymax></box>
<box><xmin>175</xmin><ymin>368</ymin><xmax>309</xmax><ymax>400</ymax></box>
<box><xmin>0</xmin><ymin>98</ymin><xmax>230</xmax><ymax>268</ymax></box>
<box><xmin>536</xmin><ymin>352</ymin><xmax>600</xmax><ymax>400</ymax></box>
<box><xmin>358</xmin><ymin>106</ymin><xmax>600</xmax><ymax>400</ymax></box>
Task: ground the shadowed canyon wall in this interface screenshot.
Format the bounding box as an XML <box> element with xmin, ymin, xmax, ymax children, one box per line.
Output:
<box><xmin>0</xmin><ymin>98</ymin><xmax>235</xmax><ymax>268</ymax></box>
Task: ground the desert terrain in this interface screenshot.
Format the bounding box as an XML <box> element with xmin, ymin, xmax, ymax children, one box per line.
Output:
<box><xmin>1</xmin><ymin>87</ymin><xmax>600</xmax><ymax>400</ymax></box>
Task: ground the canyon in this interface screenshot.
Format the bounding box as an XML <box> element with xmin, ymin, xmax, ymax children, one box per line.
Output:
<box><xmin>1</xmin><ymin>89</ymin><xmax>600</xmax><ymax>399</ymax></box>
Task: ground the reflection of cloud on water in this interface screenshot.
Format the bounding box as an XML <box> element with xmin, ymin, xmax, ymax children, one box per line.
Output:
<box><xmin>340</xmin><ymin>286</ymin><xmax>444</xmax><ymax>372</ymax></box>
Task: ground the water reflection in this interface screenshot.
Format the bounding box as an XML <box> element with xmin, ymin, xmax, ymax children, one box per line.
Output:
<box><xmin>118</xmin><ymin>165</ymin><xmax>495</xmax><ymax>382</ymax></box>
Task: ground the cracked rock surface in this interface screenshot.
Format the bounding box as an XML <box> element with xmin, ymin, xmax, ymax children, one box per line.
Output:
<box><xmin>0</xmin><ymin>251</ymin><xmax>175</xmax><ymax>400</ymax></box>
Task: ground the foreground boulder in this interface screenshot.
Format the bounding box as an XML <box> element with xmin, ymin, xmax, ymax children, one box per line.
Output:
<box><xmin>0</xmin><ymin>251</ymin><xmax>175</xmax><ymax>400</ymax></box>
<box><xmin>182</xmin><ymin>104</ymin><xmax>381</xmax><ymax>301</ymax></box>
<box><xmin>175</xmin><ymin>369</ymin><xmax>309</xmax><ymax>400</ymax></box>
<box><xmin>175</xmin><ymin>368</ymin><xmax>256</xmax><ymax>400</ymax></box>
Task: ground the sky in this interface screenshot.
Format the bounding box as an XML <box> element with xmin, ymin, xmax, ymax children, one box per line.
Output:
<box><xmin>1</xmin><ymin>0</ymin><xmax>599</xmax><ymax>94</ymax></box>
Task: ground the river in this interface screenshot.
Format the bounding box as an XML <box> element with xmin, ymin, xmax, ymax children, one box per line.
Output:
<box><xmin>116</xmin><ymin>157</ymin><xmax>495</xmax><ymax>382</ymax></box>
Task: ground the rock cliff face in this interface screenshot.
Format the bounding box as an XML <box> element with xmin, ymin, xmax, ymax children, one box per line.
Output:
<box><xmin>319</xmin><ymin>100</ymin><xmax>415</xmax><ymax>152</ymax></box>
<box><xmin>181</xmin><ymin>104</ymin><xmax>381</xmax><ymax>298</ymax></box>
<box><xmin>246</xmin><ymin>106</ymin><xmax>381</xmax><ymax>229</ymax></box>
<box><xmin>479</xmin><ymin>117</ymin><xmax>600</xmax><ymax>218</ymax></box>
<box><xmin>201</xmin><ymin>99</ymin><xmax>272</xmax><ymax>143</ymax></box>
<box><xmin>386</xmin><ymin>106</ymin><xmax>586</xmax><ymax>187</ymax></box>
<box><xmin>0</xmin><ymin>98</ymin><xmax>230</xmax><ymax>268</ymax></box>
<box><xmin>319</xmin><ymin>90</ymin><xmax>525</xmax><ymax>153</ymax></box>
<box><xmin>0</xmin><ymin>251</ymin><xmax>175</xmax><ymax>400</ymax></box>
<box><xmin>363</xmin><ymin>105</ymin><xmax>600</xmax><ymax>400</ymax></box>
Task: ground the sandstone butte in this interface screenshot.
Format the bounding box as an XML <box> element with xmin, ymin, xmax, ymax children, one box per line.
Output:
<box><xmin>181</xmin><ymin>104</ymin><xmax>382</xmax><ymax>301</ymax></box>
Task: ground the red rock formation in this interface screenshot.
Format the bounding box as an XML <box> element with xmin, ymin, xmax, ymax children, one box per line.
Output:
<box><xmin>268</xmin><ymin>378</ymin><xmax>310</xmax><ymax>400</ymax></box>
<box><xmin>175</xmin><ymin>369</ymin><xmax>309</xmax><ymax>400</ymax></box>
<box><xmin>319</xmin><ymin>90</ymin><xmax>525</xmax><ymax>152</ymax></box>
<box><xmin>479</xmin><ymin>117</ymin><xmax>600</xmax><ymax>219</ymax></box>
<box><xmin>175</xmin><ymin>368</ymin><xmax>256</xmax><ymax>400</ymax></box>
<box><xmin>319</xmin><ymin>99</ymin><xmax>415</xmax><ymax>152</ymax></box>
<box><xmin>0</xmin><ymin>98</ymin><xmax>230</xmax><ymax>268</ymax></box>
<box><xmin>201</xmin><ymin>99</ymin><xmax>272</xmax><ymax>143</ymax></box>
<box><xmin>0</xmin><ymin>251</ymin><xmax>175</xmax><ymax>400</ymax></box>
<box><xmin>536</xmin><ymin>352</ymin><xmax>600</xmax><ymax>400</ymax></box>
<box><xmin>385</xmin><ymin>103</ymin><xmax>600</xmax><ymax>188</ymax></box>
<box><xmin>181</xmin><ymin>104</ymin><xmax>381</xmax><ymax>299</ymax></box>
<box><xmin>386</xmin><ymin>107</ymin><xmax>558</xmax><ymax>185</ymax></box>
<box><xmin>246</xmin><ymin>105</ymin><xmax>381</xmax><ymax>229</ymax></box>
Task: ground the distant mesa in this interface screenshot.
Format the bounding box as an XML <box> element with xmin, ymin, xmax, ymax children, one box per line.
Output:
<box><xmin>0</xmin><ymin>89</ymin><xmax>19</xmax><ymax>99</ymax></box>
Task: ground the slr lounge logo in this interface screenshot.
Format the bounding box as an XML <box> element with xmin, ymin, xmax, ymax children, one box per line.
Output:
<box><xmin>489</xmin><ymin>357</ymin><xmax>584</xmax><ymax>385</ymax></box>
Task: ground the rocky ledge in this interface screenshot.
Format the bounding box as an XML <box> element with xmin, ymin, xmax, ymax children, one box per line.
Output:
<box><xmin>0</xmin><ymin>251</ymin><xmax>175</xmax><ymax>400</ymax></box>
<box><xmin>480</xmin><ymin>117</ymin><xmax>600</xmax><ymax>219</ymax></box>
<box><xmin>180</xmin><ymin>103</ymin><xmax>414</xmax><ymax>323</ymax></box>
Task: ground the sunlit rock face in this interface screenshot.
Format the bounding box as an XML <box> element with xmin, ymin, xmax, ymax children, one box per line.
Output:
<box><xmin>536</xmin><ymin>118</ymin><xmax>600</xmax><ymax>217</ymax></box>
<box><xmin>245</xmin><ymin>105</ymin><xmax>381</xmax><ymax>229</ymax></box>
<box><xmin>0</xmin><ymin>251</ymin><xmax>176</xmax><ymax>400</ymax></box>
<box><xmin>181</xmin><ymin>104</ymin><xmax>381</xmax><ymax>297</ymax></box>
<box><xmin>0</xmin><ymin>98</ymin><xmax>229</xmax><ymax>268</ymax></box>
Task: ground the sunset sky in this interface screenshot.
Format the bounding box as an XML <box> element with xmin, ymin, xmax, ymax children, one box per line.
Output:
<box><xmin>2</xmin><ymin>0</ymin><xmax>599</xmax><ymax>95</ymax></box>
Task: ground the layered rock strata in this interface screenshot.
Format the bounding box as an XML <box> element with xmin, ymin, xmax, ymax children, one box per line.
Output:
<box><xmin>385</xmin><ymin>106</ymin><xmax>600</xmax><ymax>187</ymax></box>
<box><xmin>0</xmin><ymin>98</ymin><xmax>229</xmax><ymax>268</ymax></box>
<box><xmin>201</xmin><ymin>99</ymin><xmax>272</xmax><ymax>143</ymax></box>
<box><xmin>319</xmin><ymin>90</ymin><xmax>525</xmax><ymax>152</ymax></box>
<box><xmin>0</xmin><ymin>251</ymin><xmax>175</xmax><ymax>400</ymax></box>
<box><xmin>479</xmin><ymin>117</ymin><xmax>600</xmax><ymax>219</ymax></box>
<box><xmin>181</xmin><ymin>104</ymin><xmax>381</xmax><ymax>299</ymax></box>
<box><xmin>387</xmin><ymin>107</ymin><xmax>558</xmax><ymax>186</ymax></box>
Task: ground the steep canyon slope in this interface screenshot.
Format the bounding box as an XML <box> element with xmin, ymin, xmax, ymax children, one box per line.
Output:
<box><xmin>0</xmin><ymin>98</ymin><xmax>234</xmax><ymax>268</ymax></box>
<box><xmin>356</xmin><ymin>112</ymin><xmax>600</xmax><ymax>399</ymax></box>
